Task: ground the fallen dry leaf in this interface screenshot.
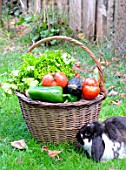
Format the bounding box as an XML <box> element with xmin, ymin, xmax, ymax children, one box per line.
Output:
<box><xmin>112</xmin><ymin>57</ymin><xmax>119</xmax><ymax>61</ymax></box>
<box><xmin>105</xmin><ymin>60</ymin><xmax>112</xmax><ymax>66</ymax></box>
<box><xmin>108</xmin><ymin>89</ymin><xmax>118</xmax><ymax>96</ymax></box>
<box><xmin>123</xmin><ymin>74</ymin><xmax>126</xmax><ymax>78</ymax></box>
<box><xmin>42</xmin><ymin>146</ymin><xmax>48</xmax><ymax>151</ymax></box>
<box><xmin>108</xmin><ymin>86</ymin><xmax>116</xmax><ymax>91</ymax></box>
<box><xmin>101</xmin><ymin>65</ymin><xmax>105</xmax><ymax>70</ymax></box>
<box><xmin>115</xmin><ymin>71</ymin><xmax>122</xmax><ymax>78</ymax></box>
<box><xmin>93</xmin><ymin>67</ymin><xmax>99</xmax><ymax>74</ymax></box>
<box><xmin>122</xmin><ymin>54</ymin><xmax>126</xmax><ymax>59</ymax></box>
<box><xmin>16</xmin><ymin>158</ymin><xmax>23</xmax><ymax>164</ymax></box>
<box><xmin>78</xmin><ymin>33</ymin><xmax>85</xmax><ymax>39</ymax></box>
<box><xmin>75</xmin><ymin>61</ymin><xmax>81</xmax><ymax>67</ymax></box>
<box><xmin>99</xmin><ymin>116</ymin><xmax>108</xmax><ymax>122</ymax></box>
<box><xmin>10</xmin><ymin>139</ymin><xmax>28</xmax><ymax>150</ymax></box>
<box><xmin>108</xmin><ymin>167</ymin><xmax>116</xmax><ymax>170</ymax></box>
<box><xmin>73</xmin><ymin>61</ymin><xmax>82</xmax><ymax>70</ymax></box>
<box><xmin>48</xmin><ymin>150</ymin><xmax>63</xmax><ymax>159</ymax></box>
<box><xmin>119</xmin><ymin>93</ymin><xmax>126</xmax><ymax>98</ymax></box>
<box><xmin>98</xmin><ymin>58</ymin><xmax>105</xmax><ymax>65</ymax></box>
<box><xmin>98</xmin><ymin>51</ymin><xmax>105</xmax><ymax>56</ymax></box>
<box><xmin>99</xmin><ymin>118</ymin><xmax>105</xmax><ymax>122</ymax></box>
<box><xmin>123</xmin><ymin>74</ymin><xmax>126</xmax><ymax>82</ymax></box>
<box><xmin>110</xmin><ymin>100</ymin><xmax>122</xmax><ymax>105</ymax></box>
<box><xmin>17</xmin><ymin>31</ymin><xmax>24</xmax><ymax>35</ymax></box>
<box><xmin>115</xmin><ymin>49</ymin><xmax>119</xmax><ymax>54</ymax></box>
<box><xmin>5</xmin><ymin>46</ymin><xmax>14</xmax><ymax>51</ymax></box>
<box><xmin>42</xmin><ymin>146</ymin><xmax>63</xmax><ymax>160</ymax></box>
<box><xmin>57</xmin><ymin>157</ymin><xmax>63</xmax><ymax>161</ymax></box>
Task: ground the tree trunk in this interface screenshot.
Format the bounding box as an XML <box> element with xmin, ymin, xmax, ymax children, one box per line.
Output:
<box><xmin>114</xmin><ymin>0</ymin><xmax>126</xmax><ymax>55</ymax></box>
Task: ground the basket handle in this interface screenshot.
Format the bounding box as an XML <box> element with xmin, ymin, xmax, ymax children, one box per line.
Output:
<box><xmin>27</xmin><ymin>36</ymin><xmax>107</xmax><ymax>98</ymax></box>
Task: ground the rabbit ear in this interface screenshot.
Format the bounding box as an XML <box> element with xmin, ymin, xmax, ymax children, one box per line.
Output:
<box><xmin>103</xmin><ymin>116</ymin><xmax>126</xmax><ymax>142</ymax></box>
<box><xmin>91</xmin><ymin>136</ymin><xmax>105</xmax><ymax>162</ymax></box>
<box><xmin>76</xmin><ymin>130</ymin><xmax>84</xmax><ymax>145</ymax></box>
<box><xmin>104</xmin><ymin>116</ymin><xmax>126</xmax><ymax>131</ymax></box>
<box><xmin>104</xmin><ymin>116</ymin><xmax>126</xmax><ymax>124</ymax></box>
<box><xmin>104</xmin><ymin>122</ymin><xmax>118</xmax><ymax>140</ymax></box>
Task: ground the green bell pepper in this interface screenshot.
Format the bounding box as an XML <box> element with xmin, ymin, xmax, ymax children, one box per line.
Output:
<box><xmin>27</xmin><ymin>86</ymin><xmax>64</xmax><ymax>103</ymax></box>
<box><xmin>63</xmin><ymin>94</ymin><xmax>78</xmax><ymax>102</ymax></box>
<box><xmin>27</xmin><ymin>86</ymin><xmax>78</xmax><ymax>103</ymax></box>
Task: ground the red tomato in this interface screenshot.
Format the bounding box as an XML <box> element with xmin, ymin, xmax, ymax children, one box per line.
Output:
<box><xmin>82</xmin><ymin>77</ymin><xmax>100</xmax><ymax>99</ymax></box>
<box><xmin>42</xmin><ymin>72</ymin><xmax>68</xmax><ymax>88</ymax></box>
<box><xmin>42</xmin><ymin>73</ymin><xmax>57</xmax><ymax>86</ymax></box>
<box><xmin>84</xmin><ymin>77</ymin><xmax>99</xmax><ymax>86</ymax></box>
<box><xmin>54</xmin><ymin>72</ymin><xmax>68</xmax><ymax>88</ymax></box>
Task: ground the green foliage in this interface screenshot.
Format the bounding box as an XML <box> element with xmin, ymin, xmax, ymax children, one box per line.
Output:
<box><xmin>34</xmin><ymin>50</ymin><xmax>75</xmax><ymax>80</ymax></box>
<box><xmin>14</xmin><ymin>16</ymin><xmax>34</xmax><ymax>26</ymax></box>
<box><xmin>30</xmin><ymin>21</ymin><xmax>56</xmax><ymax>41</ymax></box>
<box><xmin>2</xmin><ymin>1</ymin><xmax>72</xmax><ymax>45</ymax></box>
<box><xmin>29</xmin><ymin>19</ymin><xmax>72</xmax><ymax>44</ymax></box>
<box><xmin>3</xmin><ymin>0</ymin><xmax>22</xmax><ymax>17</ymax></box>
<box><xmin>1</xmin><ymin>50</ymin><xmax>76</xmax><ymax>93</ymax></box>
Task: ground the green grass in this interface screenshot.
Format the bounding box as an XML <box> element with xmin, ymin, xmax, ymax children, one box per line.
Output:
<box><xmin>0</xmin><ymin>27</ymin><xmax>126</xmax><ymax>170</ymax></box>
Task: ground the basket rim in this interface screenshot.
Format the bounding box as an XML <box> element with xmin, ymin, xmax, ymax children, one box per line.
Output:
<box><xmin>15</xmin><ymin>91</ymin><xmax>105</xmax><ymax>107</ymax></box>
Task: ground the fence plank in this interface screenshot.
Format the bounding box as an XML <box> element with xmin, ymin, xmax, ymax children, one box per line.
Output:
<box><xmin>20</xmin><ymin>0</ymin><xmax>27</xmax><ymax>14</ymax></box>
<box><xmin>107</xmin><ymin>0</ymin><xmax>115</xmax><ymax>37</ymax></box>
<box><xmin>96</xmin><ymin>0</ymin><xmax>107</xmax><ymax>40</ymax></box>
<box><xmin>28</xmin><ymin>0</ymin><xmax>34</xmax><ymax>13</ymax></box>
<box><xmin>18</xmin><ymin>0</ymin><xmax>116</xmax><ymax>41</ymax></box>
<box><xmin>114</xmin><ymin>0</ymin><xmax>126</xmax><ymax>55</ymax></box>
<box><xmin>35</xmin><ymin>0</ymin><xmax>41</xmax><ymax>13</ymax></box>
<box><xmin>69</xmin><ymin>0</ymin><xmax>82</xmax><ymax>32</ymax></box>
<box><xmin>56</xmin><ymin>0</ymin><xmax>68</xmax><ymax>12</ymax></box>
<box><xmin>82</xmin><ymin>0</ymin><xmax>96</xmax><ymax>40</ymax></box>
<box><xmin>56</xmin><ymin>0</ymin><xmax>69</xmax><ymax>20</ymax></box>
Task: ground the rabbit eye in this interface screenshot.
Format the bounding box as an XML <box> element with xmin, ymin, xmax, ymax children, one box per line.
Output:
<box><xmin>85</xmin><ymin>132</ymin><xmax>90</xmax><ymax>136</ymax></box>
<box><xmin>81</xmin><ymin>133</ymin><xmax>83</xmax><ymax>138</ymax></box>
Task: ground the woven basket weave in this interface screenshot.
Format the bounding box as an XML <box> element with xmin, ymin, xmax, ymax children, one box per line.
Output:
<box><xmin>15</xmin><ymin>36</ymin><xmax>107</xmax><ymax>144</ymax></box>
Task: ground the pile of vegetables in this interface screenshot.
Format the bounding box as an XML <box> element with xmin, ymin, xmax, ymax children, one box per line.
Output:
<box><xmin>1</xmin><ymin>50</ymin><xmax>101</xmax><ymax>103</ymax></box>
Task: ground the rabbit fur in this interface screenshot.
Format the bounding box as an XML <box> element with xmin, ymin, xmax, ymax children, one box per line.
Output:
<box><xmin>76</xmin><ymin>116</ymin><xmax>126</xmax><ymax>162</ymax></box>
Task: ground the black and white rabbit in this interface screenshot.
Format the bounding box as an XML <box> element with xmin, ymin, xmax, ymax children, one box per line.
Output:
<box><xmin>76</xmin><ymin>116</ymin><xmax>126</xmax><ymax>162</ymax></box>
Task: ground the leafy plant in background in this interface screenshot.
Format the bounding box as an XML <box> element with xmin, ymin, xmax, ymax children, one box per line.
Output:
<box><xmin>20</xmin><ymin>14</ymin><xmax>72</xmax><ymax>45</ymax></box>
<box><xmin>29</xmin><ymin>19</ymin><xmax>69</xmax><ymax>45</ymax></box>
<box><xmin>29</xmin><ymin>0</ymin><xmax>72</xmax><ymax>45</ymax></box>
<box><xmin>14</xmin><ymin>15</ymin><xmax>34</xmax><ymax>25</ymax></box>
<box><xmin>3</xmin><ymin>0</ymin><xmax>22</xmax><ymax>17</ymax></box>
<box><xmin>30</xmin><ymin>21</ymin><xmax>56</xmax><ymax>43</ymax></box>
<box><xmin>2</xmin><ymin>0</ymin><xmax>72</xmax><ymax>45</ymax></box>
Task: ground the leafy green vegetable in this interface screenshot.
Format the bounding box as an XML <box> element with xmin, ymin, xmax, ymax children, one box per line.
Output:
<box><xmin>34</xmin><ymin>50</ymin><xmax>75</xmax><ymax>81</ymax></box>
<box><xmin>2</xmin><ymin>50</ymin><xmax>76</xmax><ymax>94</ymax></box>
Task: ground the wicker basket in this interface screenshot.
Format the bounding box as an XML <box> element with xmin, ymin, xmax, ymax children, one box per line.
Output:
<box><xmin>15</xmin><ymin>36</ymin><xmax>107</xmax><ymax>144</ymax></box>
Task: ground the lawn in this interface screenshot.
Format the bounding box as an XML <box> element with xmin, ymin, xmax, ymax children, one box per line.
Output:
<box><xmin>0</xmin><ymin>27</ymin><xmax>126</xmax><ymax>170</ymax></box>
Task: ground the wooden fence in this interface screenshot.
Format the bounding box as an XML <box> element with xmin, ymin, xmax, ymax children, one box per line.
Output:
<box><xmin>114</xmin><ymin>0</ymin><xmax>126</xmax><ymax>55</ymax></box>
<box><xmin>2</xmin><ymin>0</ymin><xmax>125</xmax><ymax>54</ymax></box>
<box><xmin>59</xmin><ymin>0</ymin><xmax>116</xmax><ymax>41</ymax></box>
<box><xmin>18</xmin><ymin>0</ymin><xmax>116</xmax><ymax>41</ymax></box>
